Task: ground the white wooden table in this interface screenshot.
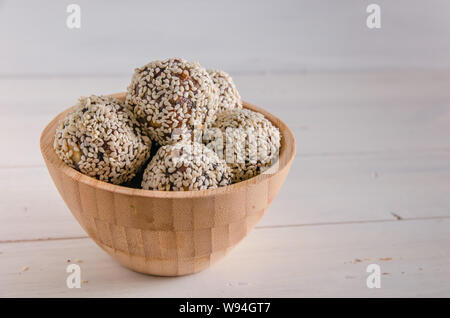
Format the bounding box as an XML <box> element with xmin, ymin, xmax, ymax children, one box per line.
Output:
<box><xmin>1</xmin><ymin>71</ymin><xmax>449</xmax><ymax>297</ymax></box>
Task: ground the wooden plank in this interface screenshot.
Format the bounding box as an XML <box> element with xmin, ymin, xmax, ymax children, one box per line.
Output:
<box><xmin>1</xmin><ymin>72</ymin><xmax>450</xmax><ymax>167</ymax></box>
<box><xmin>234</xmin><ymin>72</ymin><xmax>450</xmax><ymax>155</ymax></box>
<box><xmin>1</xmin><ymin>218</ymin><xmax>449</xmax><ymax>297</ymax></box>
<box><xmin>268</xmin><ymin>151</ymin><xmax>450</xmax><ymax>225</ymax></box>
<box><xmin>1</xmin><ymin>151</ymin><xmax>450</xmax><ymax>241</ymax></box>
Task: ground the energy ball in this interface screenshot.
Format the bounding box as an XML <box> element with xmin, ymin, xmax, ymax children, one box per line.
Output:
<box><xmin>210</xmin><ymin>108</ymin><xmax>281</xmax><ymax>183</ymax></box>
<box><xmin>207</xmin><ymin>69</ymin><xmax>242</xmax><ymax>112</ymax></box>
<box><xmin>141</xmin><ymin>141</ymin><xmax>231</xmax><ymax>191</ymax></box>
<box><xmin>54</xmin><ymin>95</ymin><xmax>152</xmax><ymax>185</ymax></box>
<box><xmin>126</xmin><ymin>58</ymin><xmax>219</xmax><ymax>146</ymax></box>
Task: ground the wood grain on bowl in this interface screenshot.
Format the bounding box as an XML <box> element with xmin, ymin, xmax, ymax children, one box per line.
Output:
<box><xmin>39</xmin><ymin>93</ymin><xmax>296</xmax><ymax>276</ymax></box>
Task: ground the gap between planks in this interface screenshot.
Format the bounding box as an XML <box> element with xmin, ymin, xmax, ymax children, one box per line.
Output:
<box><xmin>1</xmin><ymin>215</ymin><xmax>450</xmax><ymax>245</ymax></box>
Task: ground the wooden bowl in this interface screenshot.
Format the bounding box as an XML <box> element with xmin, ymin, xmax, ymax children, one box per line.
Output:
<box><xmin>40</xmin><ymin>93</ymin><xmax>296</xmax><ymax>276</ymax></box>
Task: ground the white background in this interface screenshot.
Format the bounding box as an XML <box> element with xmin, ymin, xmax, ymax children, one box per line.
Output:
<box><xmin>1</xmin><ymin>0</ymin><xmax>450</xmax><ymax>76</ymax></box>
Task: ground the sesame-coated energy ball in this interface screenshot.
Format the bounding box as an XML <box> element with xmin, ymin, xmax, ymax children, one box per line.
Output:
<box><xmin>54</xmin><ymin>95</ymin><xmax>152</xmax><ymax>185</ymax></box>
<box><xmin>141</xmin><ymin>141</ymin><xmax>231</xmax><ymax>191</ymax></box>
<box><xmin>211</xmin><ymin>108</ymin><xmax>281</xmax><ymax>183</ymax></box>
<box><xmin>207</xmin><ymin>69</ymin><xmax>242</xmax><ymax>112</ymax></box>
<box><xmin>126</xmin><ymin>58</ymin><xmax>219</xmax><ymax>145</ymax></box>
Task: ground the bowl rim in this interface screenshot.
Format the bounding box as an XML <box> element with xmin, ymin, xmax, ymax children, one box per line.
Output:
<box><xmin>40</xmin><ymin>93</ymin><xmax>296</xmax><ymax>198</ymax></box>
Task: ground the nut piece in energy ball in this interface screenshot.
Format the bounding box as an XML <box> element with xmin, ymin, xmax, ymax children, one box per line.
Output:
<box><xmin>210</xmin><ymin>108</ymin><xmax>281</xmax><ymax>183</ymax></box>
<box><xmin>126</xmin><ymin>58</ymin><xmax>219</xmax><ymax>145</ymax></box>
<box><xmin>207</xmin><ymin>69</ymin><xmax>242</xmax><ymax>112</ymax></box>
<box><xmin>141</xmin><ymin>141</ymin><xmax>231</xmax><ymax>191</ymax></box>
<box><xmin>54</xmin><ymin>95</ymin><xmax>152</xmax><ymax>185</ymax></box>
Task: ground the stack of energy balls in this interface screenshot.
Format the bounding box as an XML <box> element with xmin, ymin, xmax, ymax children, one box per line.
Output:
<box><xmin>54</xmin><ymin>58</ymin><xmax>281</xmax><ymax>191</ymax></box>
